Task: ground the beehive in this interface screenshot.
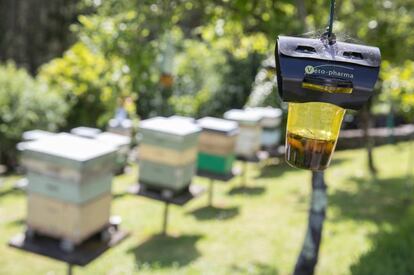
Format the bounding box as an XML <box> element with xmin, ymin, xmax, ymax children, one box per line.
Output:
<box><xmin>224</xmin><ymin>110</ymin><xmax>262</xmax><ymax>158</ymax></box>
<box><xmin>196</xmin><ymin>117</ymin><xmax>238</xmax><ymax>175</ymax></box>
<box><xmin>22</xmin><ymin>133</ymin><xmax>117</xmax><ymax>244</ymax></box>
<box><xmin>108</xmin><ymin>118</ymin><xmax>133</xmax><ymax>137</ymax></box>
<box><xmin>22</xmin><ymin>130</ymin><xmax>56</xmax><ymax>142</ymax></box>
<box><xmin>70</xmin><ymin>127</ymin><xmax>102</xmax><ymax>139</ymax></box>
<box><xmin>96</xmin><ymin>132</ymin><xmax>131</xmax><ymax>173</ymax></box>
<box><xmin>246</xmin><ymin>107</ymin><xmax>283</xmax><ymax>148</ymax></box>
<box><xmin>138</xmin><ymin>117</ymin><xmax>201</xmax><ymax>192</ymax></box>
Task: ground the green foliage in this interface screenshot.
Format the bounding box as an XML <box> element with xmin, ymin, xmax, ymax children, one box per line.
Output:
<box><xmin>171</xmin><ymin>39</ymin><xmax>264</xmax><ymax>117</ymax></box>
<box><xmin>39</xmin><ymin>42</ymin><xmax>135</xmax><ymax>128</ymax></box>
<box><xmin>48</xmin><ymin>0</ymin><xmax>414</xmax><ymax>121</ymax></box>
<box><xmin>0</xmin><ymin>63</ymin><xmax>67</xmax><ymax>168</ymax></box>
<box><xmin>170</xmin><ymin>38</ymin><xmax>227</xmax><ymax>117</ymax></box>
<box><xmin>350</xmin><ymin>206</ymin><xmax>414</xmax><ymax>275</ymax></box>
<box><xmin>73</xmin><ymin>1</ymin><xmax>176</xmax><ymax>118</ymax></box>
<box><xmin>379</xmin><ymin>61</ymin><xmax>414</xmax><ymax>119</ymax></box>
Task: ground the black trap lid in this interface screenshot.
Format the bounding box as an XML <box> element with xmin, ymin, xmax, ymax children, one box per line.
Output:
<box><xmin>275</xmin><ymin>36</ymin><xmax>381</xmax><ymax>110</ymax></box>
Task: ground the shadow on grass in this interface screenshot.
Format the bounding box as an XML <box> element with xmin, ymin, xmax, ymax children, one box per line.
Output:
<box><xmin>128</xmin><ymin>234</ymin><xmax>202</xmax><ymax>268</ymax></box>
<box><xmin>329</xmin><ymin>176</ymin><xmax>412</xmax><ymax>224</ymax></box>
<box><xmin>256</xmin><ymin>162</ymin><xmax>293</xmax><ymax>179</ymax></box>
<box><xmin>112</xmin><ymin>192</ymin><xmax>129</xmax><ymax>200</ymax></box>
<box><xmin>350</xmin><ymin>207</ymin><xmax>414</xmax><ymax>275</ymax></box>
<box><xmin>8</xmin><ymin>218</ymin><xmax>24</xmax><ymax>227</ymax></box>
<box><xmin>187</xmin><ymin>206</ymin><xmax>239</xmax><ymax>221</ymax></box>
<box><xmin>230</xmin><ymin>262</ymin><xmax>279</xmax><ymax>275</ymax></box>
<box><xmin>0</xmin><ymin>187</ymin><xmax>23</xmax><ymax>199</ymax></box>
<box><xmin>330</xmin><ymin>155</ymin><xmax>353</xmax><ymax>166</ymax></box>
<box><xmin>227</xmin><ymin>186</ymin><xmax>266</xmax><ymax>196</ymax></box>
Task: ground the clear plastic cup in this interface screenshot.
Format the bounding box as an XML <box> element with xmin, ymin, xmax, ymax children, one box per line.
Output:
<box><xmin>285</xmin><ymin>102</ymin><xmax>346</xmax><ymax>171</ymax></box>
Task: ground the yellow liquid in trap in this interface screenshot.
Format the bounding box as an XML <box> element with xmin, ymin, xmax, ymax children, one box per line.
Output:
<box><xmin>286</xmin><ymin>102</ymin><xmax>345</xmax><ymax>171</ymax></box>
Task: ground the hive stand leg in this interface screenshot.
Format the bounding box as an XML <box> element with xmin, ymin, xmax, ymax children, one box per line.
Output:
<box><xmin>240</xmin><ymin>161</ymin><xmax>248</xmax><ymax>187</ymax></box>
<box><xmin>208</xmin><ymin>179</ymin><xmax>214</xmax><ymax>207</ymax></box>
<box><xmin>161</xmin><ymin>202</ymin><xmax>170</xmax><ymax>236</ymax></box>
<box><xmin>67</xmin><ymin>264</ymin><xmax>74</xmax><ymax>275</ymax></box>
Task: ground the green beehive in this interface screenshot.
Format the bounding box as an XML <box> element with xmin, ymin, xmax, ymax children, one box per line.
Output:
<box><xmin>139</xmin><ymin>160</ymin><xmax>195</xmax><ymax>191</ymax></box>
<box><xmin>27</xmin><ymin>171</ymin><xmax>112</xmax><ymax>204</ymax></box>
<box><xmin>196</xmin><ymin>117</ymin><xmax>239</xmax><ymax>175</ymax></box>
<box><xmin>138</xmin><ymin>117</ymin><xmax>201</xmax><ymax>151</ymax></box>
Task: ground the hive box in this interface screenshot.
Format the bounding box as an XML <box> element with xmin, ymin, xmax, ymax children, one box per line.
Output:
<box><xmin>197</xmin><ymin>153</ymin><xmax>235</xmax><ymax>175</ymax></box>
<box><xmin>246</xmin><ymin>107</ymin><xmax>283</xmax><ymax>148</ymax></box>
<box><xmin>246</xmin><ymin>107</ymin><xmax>283</xmax><ymax>128</ymax></box>
<box><xmin>22</xmin><ymin>130</ymin><xmax>56</xmax><ymax>142</ymax></box>
<box><xmin>198</xmin><ymin>132</ymin><xmax>237</xmax><ymax>155</ymax></box>
<box><xmin>108</xmin><ymin>118</ymin><xmax>133</xmax><ymax>137</ymax></box>
<box><xmin>139</xmin><ymin>144</ymin><xmax>197</xmax><ymax>166</ymax></box>
<box><xmin>96</xmin><ymin>132</ymin><xmax>131</xmax><ymax>173</ymax></box>
<box><xmin>139</xmin><ymin>160</ymin><xmax>195</xmax><ymax>191</ymax></box>
<box><xmin>22</xmin><ymin>134</ymin><xmax>116</xmax><ymax>183</ymax></box>
<box><xmin>224</xmin><ymin>110</ymin><xmax>263</xmax><ymax>158</ymax></box>
<box><xmin>138</xmin><ymin>117</ymin><xmax>201</xmax><ymax>150</ymax></box>
<box><xmin>27</xmin><ymin>193</ymin><xmax>111</xmax><ymax>245</ymax></box>
<box><xmin>138</xmin><ymin>117</ymin><xmax>201</xmax><ymax>192</ymax></box>
<box><xmin>27</xmin><ymin>171</ymin><xmax>112</xmax><ymax>204</ymax></box>
<box><xmin>169</xmin><ymin>115</ymin><xmax>196</xmax><ymax>124</ymax></box>
<box><xmin>196</xmin><ymin>117</ymin><xmax>238</xmax><ymax>175</ymax></box>
<box><xmin>70</xmin><ymin>127</ymin><xmax>102</xmax><ymax>139</ymax></box>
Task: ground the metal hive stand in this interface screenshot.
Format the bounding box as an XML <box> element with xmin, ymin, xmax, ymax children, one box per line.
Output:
<box><xmin>127</xmin><ymin>184</ymin><xmax>205</xmax><ymax>235</ymax></box>
<box><xmin>196</xmin><ymin>169</ymin><xmax>238</xmax><ymax>207</ymax></box>
<box><xmin>236</xmin><ymin>151</ymin><xmax>269</xmax><ymax>187</ymax></box>
<box><xmin>8</xmin><ymin>218</ymin><xmax>129</xmax><ymax>275</ymax></box>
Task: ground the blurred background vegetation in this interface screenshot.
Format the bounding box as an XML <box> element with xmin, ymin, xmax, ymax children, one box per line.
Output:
<box><xmin>0</xmin><ymin>0</ymin><xmax>413</xmax><ymax>164</ymax></box>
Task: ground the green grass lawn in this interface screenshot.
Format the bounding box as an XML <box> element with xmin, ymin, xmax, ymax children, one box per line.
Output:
<box><xmin>0</xmin><ymin>142</ymin><xmax>413</xmax><ymax>275</ymax></box>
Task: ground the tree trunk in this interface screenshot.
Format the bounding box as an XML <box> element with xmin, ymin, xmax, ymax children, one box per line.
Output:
<box><xmin>361</xmin><ymin>103</ymin><xmax>377</xmax><ymax>176</ymax></box>
<box><xmin>0</xmin><ymin>0</ymin><xmax>80</xmax><ymax>74</ymax></box>
<box><xmin>295</xmin><ymin>0</ymin><xmax>308</xmax><ymax>32</ymax></box>
<box><xmin>294</xmin><ymin>171</ymin><xmax>327</xmax><ymax>275</ymax></box>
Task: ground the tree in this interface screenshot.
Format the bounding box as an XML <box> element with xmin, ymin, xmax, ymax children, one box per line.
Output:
<box><xmin>0</xmin><ymin>0</ymin><xmax>80</xmax><ymax>74</ymax></box>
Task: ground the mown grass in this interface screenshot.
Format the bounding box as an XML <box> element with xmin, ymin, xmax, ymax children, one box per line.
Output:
<box><xmin>0</xmin><ymin>142</ymin><xmax>413</xmax><ymax>275</ymax></box>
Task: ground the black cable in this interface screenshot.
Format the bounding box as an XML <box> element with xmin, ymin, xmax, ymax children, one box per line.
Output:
<box><xmin>327</xmin><ymin>0</ymin><xmax>335</xmax><ymax>39</ymax></box>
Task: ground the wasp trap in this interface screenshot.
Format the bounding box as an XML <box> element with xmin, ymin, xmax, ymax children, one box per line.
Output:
<box><xmin>275</xmin><ymin>20</ymin><xmax>381</xmax><ymax>171</ymax></box>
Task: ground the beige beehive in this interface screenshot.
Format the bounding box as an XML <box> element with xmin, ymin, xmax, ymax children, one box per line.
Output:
<box><xmin>26</xmin><ymin>193</ymin><xmax>111</xmax><ymax>245</ymax></box>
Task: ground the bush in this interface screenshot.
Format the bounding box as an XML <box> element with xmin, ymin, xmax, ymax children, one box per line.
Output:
<box><xmin>0</xmin><ymin>63</ymin><xmax>67</xmax><ymax>169</ymax></box>
<box><xmin>38</xmin><ymin>42</ymin><xmax>136</xmax><ymax>128</ymax></box>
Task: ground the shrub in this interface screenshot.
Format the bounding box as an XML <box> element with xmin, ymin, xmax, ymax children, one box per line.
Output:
<box><xmin>0</xmin><ymin>63</ymin><xmax>67</xmax><ymax>169</ymax></box>
<box><xmin>38</xmin><ymin>42</ymin><xmax>136</xmax><ymax>128</ymax></box>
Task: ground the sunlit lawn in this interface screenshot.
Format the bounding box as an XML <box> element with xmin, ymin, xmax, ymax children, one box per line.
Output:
<box><xmin>0</xmin><ymin>142</ymin><xmax>413</xmax><ymax>275</ymax></box>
